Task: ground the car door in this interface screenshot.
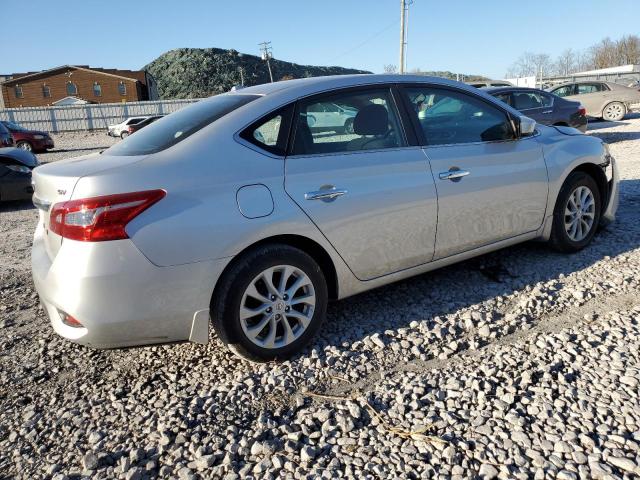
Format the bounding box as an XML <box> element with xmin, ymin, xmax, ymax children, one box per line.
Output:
<box><xmin>573</xmin><ymin>83</ymin><xmax>607</xmax><ymax>116</ymax></box>
<box><xmin>284</xmin><ymin>86</ymin><xmax>438</xmax><ymax>280</ymax></box>
<box><xmin>399</xmin><ymin>85</ymin><xmax>549</xmax><ymax>260</ymax></box>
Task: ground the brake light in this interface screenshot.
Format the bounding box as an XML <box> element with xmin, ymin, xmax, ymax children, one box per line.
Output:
<box><xmin>578</xmin><ymin>105</ymin><xmax>586</xmax><ymax>116</ymax></box>
<box><xmin>128</xmin><ymin>126</ymin><xmax>134</xmax><ymax>133</ymax></box>
<box><xmin>49</xmin><ymin>190</ymin><xmax>165</xmax><ymax>241</ymax></box>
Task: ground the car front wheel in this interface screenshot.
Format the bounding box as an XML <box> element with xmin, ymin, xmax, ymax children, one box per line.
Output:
<box><xmin>211</xmin><ymin>244</ymin><xmax>328</xmax><ymax>362</ymax></box>
<box><xmin>550</xmin><ymin>171</ymin><xmax>601</xmax><ymax>253</ymax></box>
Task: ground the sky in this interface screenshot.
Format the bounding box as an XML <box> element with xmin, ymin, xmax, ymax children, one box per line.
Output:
<box><xmin>2</xmin><ymin>0</ymin><xmax>639</xmax><ymax>79</ymax></box>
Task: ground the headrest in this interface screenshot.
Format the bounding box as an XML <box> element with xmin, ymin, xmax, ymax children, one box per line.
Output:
<box><xmin>353</xmin><ymin>104</ymin><xmax>388</xmax><ymax>136</ymax></box>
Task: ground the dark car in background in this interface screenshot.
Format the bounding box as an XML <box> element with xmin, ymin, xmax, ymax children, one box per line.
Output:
<box><xmin>0</xmin><ymin>121</ymin><xmax>54</xmax><ymax>152</ymax></box>
<box><xmin>0</xmin><ymin>147</ymin><xmax>38</xmax><ymax>201</ymax></box>
<box><xmin>0</xmin><ymin>122</ymin><xmax>15</xmax><ymax>147</ymax></box>
<box><xmin>485</xmin><ymin>87</ymin><xmax>587</xmax><ymax>133</ymax></box>
<box><xmin>123</xmin><ymin>115</ymin><xmax>164</xmax><ymax>138</ymax></box>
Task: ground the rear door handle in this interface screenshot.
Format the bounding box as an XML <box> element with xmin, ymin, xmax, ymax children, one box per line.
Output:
<box><xmin>439</xmin><ymin>170</ymin><xmax>470</xmax><ymax>181</ymax></box>
<box><xmin>305</xmin><ymin>188</ymin><xmax>348</xmax><ymax>201</ymax></box>
<box><xmin>542</xmin><ymin>110</ymin><xmax>553</xmax><ymax>114</ymax></box>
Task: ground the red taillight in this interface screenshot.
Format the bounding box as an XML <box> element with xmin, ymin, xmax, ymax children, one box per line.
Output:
<box><xmin>58</xmin><ymin>310</ymin><xmax>83</xmax><ymax>327</ymax></box>
<box><xmin>578</xmin><ymin>105</ymin><xmax>586</xmax><ymax>116</ymax></box>
<box><xmin>49</xmin><ymin>189</ymin><xmax>166</xmax><ymax>242</ymax></box>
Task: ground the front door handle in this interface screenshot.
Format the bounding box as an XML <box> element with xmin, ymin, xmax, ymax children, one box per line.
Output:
<box><xmin>305</xmin><ymin>187</ymin><xmax>348</xmax><ymax>201</ymax></box>
<box><xmin>542</xmin><ymin>110</ymin><xmax>553</xmax><ymax>114</ymax></box>
<box><xmin>439</xmin><ymin>170</ymin><xmax>470</xmax><ymax>181</ymax></box>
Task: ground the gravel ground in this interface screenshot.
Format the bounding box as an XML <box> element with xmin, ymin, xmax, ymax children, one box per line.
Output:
<box><xmin>1</xmin><ymin>117</ymin><xmax>640</xmax><ymax>479</ymax></box>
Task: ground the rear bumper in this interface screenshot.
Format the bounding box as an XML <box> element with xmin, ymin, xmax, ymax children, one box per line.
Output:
<box><xmin>31</xmin><ymin>223</ymin><xmax>228</xmax><ymax>348</ymax></box>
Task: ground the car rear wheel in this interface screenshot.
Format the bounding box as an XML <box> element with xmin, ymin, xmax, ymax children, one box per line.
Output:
<box><xmin>602</xmin><ymin>102</ymin><xmax>626</xmax><ymax>121</ymax></box>
<box><xmin>211</xmin><ymin>244</ymin><xmax>328</xmax><ymax>362</ymax></box>
<box><xmin>16</xmin><ymin>141</ymin><xmax>33</xmax><ymax>152</ymax></box>
<box><xmin>549</xmin><ymin>171</ymin><xmax>601</xmax><ymax>253</ymax></box>
<box><xmin>120</xmin><ymin>131</ymin><xmax>129</xmax><ymax>139</ymax></box>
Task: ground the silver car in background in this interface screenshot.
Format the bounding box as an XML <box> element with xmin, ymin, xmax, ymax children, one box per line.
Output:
<box><xmin>548</xmin><ymin>80</ymin><xmax>640</xmax><ymax>121</ymax></box>
<box><xmin>31</xmin><ymin>75</ymin><xmax>619</xmax><ymax>361</ymax></box>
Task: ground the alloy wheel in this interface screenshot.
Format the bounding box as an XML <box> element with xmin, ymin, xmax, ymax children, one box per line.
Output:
<box><xmin>239</xmin><ymin>265</ymin><xmax>316</xmax><ymax>349</ymax></box>
<box><xmin>603</xmin><ymin>103</ymin><xmax>624</xmax><ymax>121</ymax></box>
<box><xmin>564</xmin><ymin>185</ymin><xmax>595</xmax><ymax>242</ymax></box>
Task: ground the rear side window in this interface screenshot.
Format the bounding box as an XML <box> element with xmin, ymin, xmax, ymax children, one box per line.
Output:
<box><xmin>291</xmin><ymin>88</ymin><xmax>405</xmax><ymax>156</ymax></box>
<box><xmin>513</xmin><ymin>91</ymin><xmax>543</xmax><ymax>110</ymax></box>
<box><xmin>239</xmin><ymin>106</ymin><xmax>293</xmax><ymax>156</ymax></box>
<box><xmin>402</xmin><ymin>86</ymin><xmax>515</xmax><ymax>146</ymax></box>
<box><xmin>107</xmin><ymin>94</ymin><xmax>259</xmax><ymax>156</ymax></box>
<box><xmin>493</xmin><ymin>93</ymin><xmax>513</xmax><ymax>106</ymax></box>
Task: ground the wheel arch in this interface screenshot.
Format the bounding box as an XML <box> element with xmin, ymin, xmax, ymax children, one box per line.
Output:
<box><xmin>211</xmin><ymin>234</ymin><xmax>340</xmax><ymax>304</ymax></box>
<box><xmin>569</xmin><ymin>162</ymin><xmax>609</xmax><ymax>211</ymax></box>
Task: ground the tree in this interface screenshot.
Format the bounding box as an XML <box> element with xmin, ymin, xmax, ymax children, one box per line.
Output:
<box><xmin>383</xmin><ymin>64</ymin><xmax>397</xmax><ymax>74</ymax></box>
<box><xmin>555</xmin><ymin>49</ymin><xmax>577</xmax><ymax>76</ymax></box>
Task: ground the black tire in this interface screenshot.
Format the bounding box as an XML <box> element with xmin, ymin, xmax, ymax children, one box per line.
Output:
<box><xmin>16</xmin><ymin>140</ymin><xmax>33</xmax><ymax>152</ymax></box>
<box><xmin>211</xmin><ymin>244</ymin><xmax>328</xmax><ymax>362</ymax></box>
<box><xmin>120</xmin><ymin>131</ymin><xmax>129</xmax><ymax>139</ymax></box>
<box><xmin>601</xmin><ymin>101</ymin><xmax>626</xmax><ymax>122</ymax></box>
<box><xmin>549</xmin><ymin>171</ymin><xmax>601</xmax><ymax>253</ymax></box>
<box><xmin>343</xmin><ymin>118</ymin><xmax>354</xmax><ymax>134</ymax></box>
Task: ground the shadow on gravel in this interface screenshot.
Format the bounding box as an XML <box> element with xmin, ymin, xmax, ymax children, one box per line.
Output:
<box><xmin>311</xmin><ymin>178</ymin><xmax>640</xmax><ymax>357</ymax></box>
<box><xmin>0</xmin><ymin>199</ymin><xmax>34</xmax><ymax>212</ymax></box>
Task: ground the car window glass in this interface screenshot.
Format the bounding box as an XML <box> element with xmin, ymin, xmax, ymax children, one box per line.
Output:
<box><xmin>513</xmin><ymin>92</ymin><xmax>543</xmax><ymax>110</ymax></box>
<box><xmin>540</xmin><ymin>93</ymin><xmax>553</xmax><ymax>108</ymax></box>
<box><xmin>494</xmin><ymin>93</ymin><xmax>512</xmax><ymax>106</ymax></box>
<box><xmin>291</xmin><ymin>88</ymin><xmax>404</xmax><ymax>155</ymax></box>
<box><xmin>252</xmin><ymin>115</ymin><xmax>282</xmax><ymax>147</ymax></box>
<box><xmin>577</xmin><ymin>84</ymin><xmax>600</xmax><ymax>94</ymax></box>
<box><xmin>107</xmin><ymin>94</ymin><xmax>259</xmax><ymax>156</ymax></box>
<box><xmin>403</xmin><ymin>86</ymin><xmax>515</xmax><ymax>146</ymax></box>
<box><xmin>552</xmin><ymin>86</ymin><xmax>574</xmax><ymax>97</ymax></box>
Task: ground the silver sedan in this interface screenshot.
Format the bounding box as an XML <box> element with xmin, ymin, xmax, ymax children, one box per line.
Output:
<box><xmin>31</xmin><ymin>75</ymin><xmax>619</xmax><ymax>361</ymax></box>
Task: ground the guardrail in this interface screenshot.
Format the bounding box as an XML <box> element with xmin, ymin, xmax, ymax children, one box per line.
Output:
<box><xmin>0</xmin><ymin>99</ymin><xmax>202</xmax><ymax>133</ymax></box>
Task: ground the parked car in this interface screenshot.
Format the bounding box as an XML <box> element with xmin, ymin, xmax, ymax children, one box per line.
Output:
<box><xmin>0</xmin><ymin>122</ymin><xmax>15</xmax><ymax>147</ymax></box>
<box><xmin>124</xmin><ymin>115</ymin><xmax>164</xmax><ymax>137</ymax></box>
<box><xmin>107</xmin><ymin>117</ymin><xmax>147</xmax><ymax>139</ymax></box>
<box><xmin>467</xmin><ymin>80</ymin><xmax>513</xmax><ymax>88</ymax></box>
<box><xmin>486</xmin><ymin>87</ymin><xmax>587</xmax><ymax>132</ymax></box>
<box><xmin>0</xmin><ymin>147</ymin><xmax>38</xmax><ymax>201</ymax></box>
<box><xmin>547</xmin><ymin>81</ymin><xmax>640</xmax><ymax>121</ymax></box>
<box><xmin>0</xmin><ymin>121</ymin><xmax>54</xmax><ymax>152</ymax></box>
<box><xmin>31</xmin><ymin>75</ymin><xmax>618</xmax><ymax>361</ymax></box>
<box><xmin>305</xmin><ymin>102</ymin><xmax>358</xmax><ymax>133</ymax></box>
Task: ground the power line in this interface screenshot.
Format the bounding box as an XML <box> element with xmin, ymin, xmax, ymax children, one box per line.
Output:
<box><xmin>327</xmin><ymin>19</ymin><xmax>399</xmax><ymax>65</ymax></box>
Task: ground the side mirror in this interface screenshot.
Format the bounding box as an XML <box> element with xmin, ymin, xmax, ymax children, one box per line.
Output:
<box><xmin>518</xmin><ymin>116</ymin><xmax>536</xmax><ymax>137</ymax></box>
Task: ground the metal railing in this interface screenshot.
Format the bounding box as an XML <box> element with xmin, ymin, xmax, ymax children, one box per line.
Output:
<box><xmin>0</xmin><ymin>98</ymin><xmax>202</xmax><ymax>132</ymax></box>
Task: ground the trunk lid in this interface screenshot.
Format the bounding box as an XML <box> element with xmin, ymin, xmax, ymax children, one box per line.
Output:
<box><xmin>32</xmin><ymin>152</ymin><xmax>147</xmax><ymax>260</ymax></box>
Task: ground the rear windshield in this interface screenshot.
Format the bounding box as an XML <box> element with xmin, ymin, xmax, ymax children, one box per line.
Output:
<box><xmin>106</xmin><ymin>94</ymin><xmax>259</xmax><ymax>156</ymax></box>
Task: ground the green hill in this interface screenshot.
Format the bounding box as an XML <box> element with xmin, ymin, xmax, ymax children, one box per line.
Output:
<box><xmin>144</xmin><ymin>48</ymin><xmax>372</xmax><ymax>99</ymax></box>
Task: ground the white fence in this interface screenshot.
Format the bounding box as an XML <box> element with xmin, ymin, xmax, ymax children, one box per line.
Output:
<box><xmin>0</xmin><ymin>99</ymin><xmax>202</xmax><ymax>133</ymax></box>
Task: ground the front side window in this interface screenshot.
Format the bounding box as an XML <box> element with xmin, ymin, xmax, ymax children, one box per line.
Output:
<box><xmin>93</xmin><ymin>82</ymin><xmax>102</xmax><ymax>97</ymax></box>
<box><xmin>291</xmin><ymin>88</ymin><xmax>404</xmax><ymax>155</ymax></box>
<box><xmin>67</xmin><ymin>82</ymin><xmax>77</xmax><ymax>95</ymax></box>
<box><xmin>107</xmin><ymin>93</ymin><xmax>259</xmax><ymax>156</ymax></box>
<box><xmin>118</xmin><ymin>82</ymin><xmax>127</xmax><ymax>95</ymax></box>
<box><xmin>577</xmin><ymin>83</ymin><xmax>601</xmax><ymax>94</ymax></box>
<box><xmin>403</xmin><ymin>86</ymin><xmax>515</xmax><ymax>146</ymax></box>
<box><xmin>512</xmin><ymin>91</ymin><xmax>543</xmax><ymax>110</ymax></box>
<box><xmin>14</xmin><ymin>85</ymin><xmax>23</xmax><ymax>98</ymax></box>
<box><xmin>552</xmin><ymin>85</ymin><xmax>575</xmax><ymax>97</ymax></box>
<box><xmin>42</xmin><ymin>85</ymin><xmax>50</xmax><ymax>98</ymax></box>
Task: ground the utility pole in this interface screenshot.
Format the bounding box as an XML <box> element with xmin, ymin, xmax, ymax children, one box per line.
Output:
<box><xmin>259</xmin><ymin>41</ymin><xmax>274</xmax><ymax>83</ymax></box>
<box><xmin>399</xmin><ymin>0</ymin><xmax>406</xmax><ymax>74</ymax></box>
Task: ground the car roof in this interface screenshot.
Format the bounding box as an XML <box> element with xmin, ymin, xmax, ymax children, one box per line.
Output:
<box><xmin>483</xmin><ymin>86</ymin><xmax>545</xmax><ymax>94</ymax></box>
<box><xmin>233</xmin><ymin>74</ymin><xmax>478</xmax><ymax>98</ymax></box>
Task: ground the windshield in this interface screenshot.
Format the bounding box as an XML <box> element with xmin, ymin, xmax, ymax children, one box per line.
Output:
<box><xmin>3</xmin><ymin>121</ymin><xmax>27</xmax><ymax>131</ymax></box>
<box><xmin>106</xmin><ymin>94</ymin><xmax>260</xmax><ymax>156</ymax></box>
